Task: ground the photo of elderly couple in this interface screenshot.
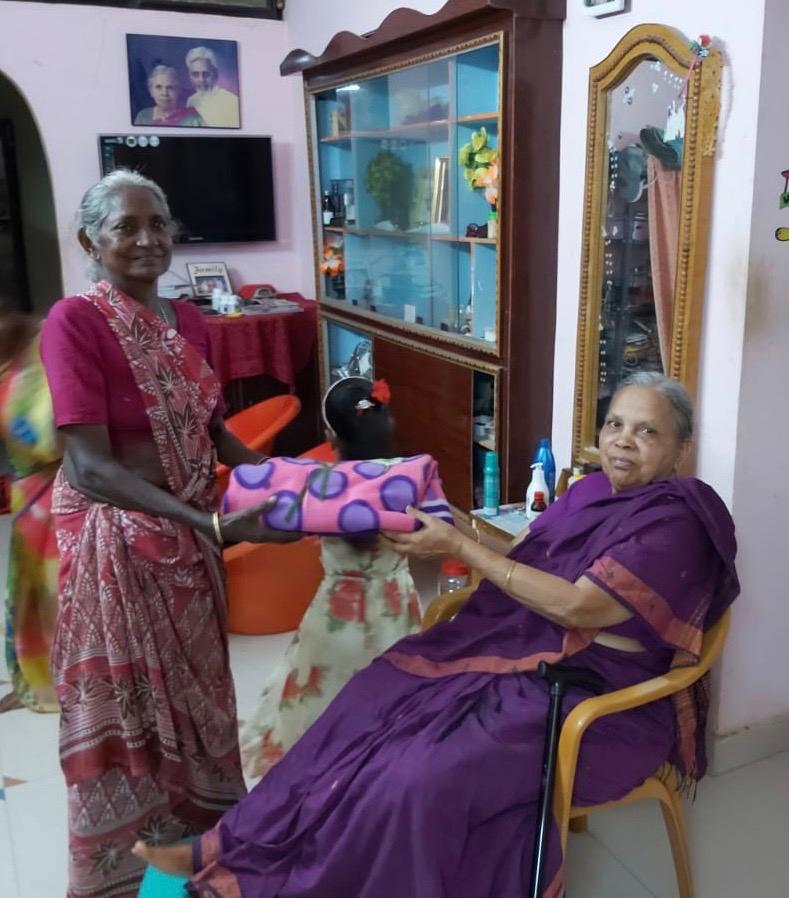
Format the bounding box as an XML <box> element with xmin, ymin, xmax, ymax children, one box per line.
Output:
<box><xmin>126</xmin><ymin>34</ymin><xmax>240</xmax><ymax>129</ymax></box>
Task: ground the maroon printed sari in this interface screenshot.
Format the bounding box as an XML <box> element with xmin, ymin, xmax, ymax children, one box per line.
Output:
<box><xmin>186</xmin><ymin>472</ymin><xmax>738</xmax><ymax>898</ymax></box>
<box><xmin>50</xmin><ymin>282</ymin><xmax>245</xmax><ymax>898</ymax></box>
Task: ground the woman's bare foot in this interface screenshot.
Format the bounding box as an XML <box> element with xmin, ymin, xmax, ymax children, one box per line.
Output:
<box><xmin>0</xmin><ymin>692</ymin><xmax>23</xmax><ymax>713</ymax></box>
<box><xmin>132</xmin><ymin>840</ymin><xmax>194</xmax><ymax>877</ymax></box>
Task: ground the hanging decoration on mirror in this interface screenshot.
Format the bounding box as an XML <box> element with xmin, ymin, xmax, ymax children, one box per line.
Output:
<box><xmin>779</xmin><ymin>170</ymin><xmax>789</xmax><ymax>210</ymax></box>
<box><xmin>680</xmin><ymin>34</ymin><xmax>712</xmax><ymax>98</ymax></box>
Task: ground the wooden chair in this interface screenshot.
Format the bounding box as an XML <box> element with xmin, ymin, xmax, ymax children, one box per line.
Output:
<box><xmin>422</xmin><ymin>590</ymin><xmax>731</xmax><ymax>898</ymax></box>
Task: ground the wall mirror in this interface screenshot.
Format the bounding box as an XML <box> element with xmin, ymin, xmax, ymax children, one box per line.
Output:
<box><xmin>572</xmin><ymin>24</ymin><xmax>721</xmax><ymax>465</ymax></box>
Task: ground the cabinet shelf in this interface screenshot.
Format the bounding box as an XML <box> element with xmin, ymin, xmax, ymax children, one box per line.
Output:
<box><xmin>319</xmin><ymin>113</ymin><xmax>498</xmax><ymax>144</ymax></box>
<box><xmin>475</xmin><ymin>437</ymin><xmax>497</xmax><ymax>452</ymax></box>
<box><xmin>323</xmin><ymin>225</ymin><xmax>495</xmax><ymax>245</ymax></box>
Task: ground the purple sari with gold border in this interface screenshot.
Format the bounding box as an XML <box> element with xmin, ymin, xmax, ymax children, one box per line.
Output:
<box><xmin>188</xmin><ymin>472</ymin><xmax>738</xmax><ymax>898</ymax></box>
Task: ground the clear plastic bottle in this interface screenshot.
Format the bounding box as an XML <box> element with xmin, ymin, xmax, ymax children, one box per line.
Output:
<box><xmin>438</xmin><ymin>558</ymin><xmax>471</xmax><ymax>595</ymax></box>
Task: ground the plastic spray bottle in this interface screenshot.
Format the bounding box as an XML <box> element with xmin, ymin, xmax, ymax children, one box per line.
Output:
<box><xmin>482</xmin><ymin>450</ymin><xmax>500</xmax><ymax>517</ymax></box>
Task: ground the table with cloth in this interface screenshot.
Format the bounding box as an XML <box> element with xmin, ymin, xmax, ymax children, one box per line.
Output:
<box><xmin>204</xmin><ymin>292</ymin><xmax>316</xmax><ymax>392</ymax></box>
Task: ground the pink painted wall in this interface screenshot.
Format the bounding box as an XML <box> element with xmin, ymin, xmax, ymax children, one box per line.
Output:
<box><xmin>718</xmin><ymin>0</ymin><xmax>789</xmax><ymax>734</ymax></box>
<box><xmin>551</xmin><ymin>3</ymin><xmax>768</xmax><ymax>738</ymax></box>
<box><xmin>0</xmin><ymin>0</ymin><xmax>309</xmax><ymax>299</ymax></box>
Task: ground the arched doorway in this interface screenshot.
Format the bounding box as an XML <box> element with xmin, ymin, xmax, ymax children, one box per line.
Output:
<box><xmin>0</xmin><ymin>71</ymin><xmax>62</xmax><ymax>313</ymax></box>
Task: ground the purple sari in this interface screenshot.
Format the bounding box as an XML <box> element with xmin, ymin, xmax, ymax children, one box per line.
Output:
<box><xmin>188</xmin><ymin>473</ymin><xmax>738</xmax><ymax>898</ymax></box>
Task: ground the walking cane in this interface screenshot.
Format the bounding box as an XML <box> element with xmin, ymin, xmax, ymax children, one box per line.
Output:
<box><xmin>529</xmin><ymin>661</ymin><xmax>605</xmax><ymax>898</ymax></box>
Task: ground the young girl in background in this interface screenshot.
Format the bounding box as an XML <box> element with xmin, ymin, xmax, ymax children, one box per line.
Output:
<box><xmin>239</xmin><ymin>377</ymin><xmax>443</xmax><ymax>778</ymax></box>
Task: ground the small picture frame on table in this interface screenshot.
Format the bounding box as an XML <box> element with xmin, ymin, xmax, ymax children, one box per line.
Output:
<box><xmin>187</xmin><ymin>262</ymin><xmax>232</xmax><ymax>297</ymax></box>
<box><xmin>580</xmin><ymin>0</ymin><xmax>626</xmax><ymax>16</ymax></box>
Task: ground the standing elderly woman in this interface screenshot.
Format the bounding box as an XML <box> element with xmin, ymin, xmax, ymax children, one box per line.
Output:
<box><xmin>40</xmin><ymin>169</ymin><xmax>293</xmax><ymax>898</ymax></box>
<box><xmin>133</xmin><ymin>64</ymin><xmax>204</xmax><ymax>127</ymax></box>
<box><xmin>138</xmin><ymin>374</ymin><xmax>739</xmax><ymax>898</ymax></box>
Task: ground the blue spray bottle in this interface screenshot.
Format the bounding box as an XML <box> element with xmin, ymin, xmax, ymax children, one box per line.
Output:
<box><xmin>532</xmin><ymin>437</ymin><xmax>556</xmax><ymax>502</ymax></box>
<box><xmin>482</xmin><ymin>450</ymin><xmax>500</xmax><ymax>517</ymax></box>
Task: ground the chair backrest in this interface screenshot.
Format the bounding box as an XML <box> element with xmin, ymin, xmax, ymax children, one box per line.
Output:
<box><xmin>299</xmin><ymin>440</ymin><xmax>337</xmax><ymax>463</ymax></box>
<box><xmin>693</xmin><ymin>606</ymin><xmax>731</xmax><ymax>677</ymax></box>
<box><xmin>224</xmin><ymin>394</ymin><xmax>301</xmax><ymax>453</ymax></box>
<box><xmin>553</xmin><ymin>606</ymin><xmax>732</xmax><ymax>842</ymax></box>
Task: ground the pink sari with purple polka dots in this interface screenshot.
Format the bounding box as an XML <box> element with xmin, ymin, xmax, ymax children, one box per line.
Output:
<box><xmin>223</xmin><ymin>454</ymin><xmax>453</xmax><ymax>534</ymax></box>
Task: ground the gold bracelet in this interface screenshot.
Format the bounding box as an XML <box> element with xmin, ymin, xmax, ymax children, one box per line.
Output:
<box><xmin>212</xmin><ymin>511</ymin><xmax>224</xmax><ymax>545</ymax></box>
<box><xmin>504</xmin><ymin>560</ymin><xmax>517</xmax><ymax>594</ymax></box>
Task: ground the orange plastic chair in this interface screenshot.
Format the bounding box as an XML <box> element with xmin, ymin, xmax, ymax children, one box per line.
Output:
<box><xmin>216</xmin><ymin>394</ymin><xmax>301</xmax><ymax>495</ymax></box>
<box><xmin>223</xmin><ymin>440</ymin><xmax>337</xmax><ymax>635</ymax></box>
<box><xmin>422</xmin><ymin>590</ymin><xmax>731</xmax><ymax>898</ymax></box>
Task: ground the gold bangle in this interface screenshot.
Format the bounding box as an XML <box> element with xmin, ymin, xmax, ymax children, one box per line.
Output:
<box><xmin>504</xmin><ymin>560</ymin><xmax>516</xmax><ymax>594</ymax></box>
<box><xmin>212</xmin><ymin>511</ymin><xmax>224</xmax><ymax>545</ymax></box>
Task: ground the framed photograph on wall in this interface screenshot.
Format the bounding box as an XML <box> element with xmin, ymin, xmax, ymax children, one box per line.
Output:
<box><xmin>187</xmin><ymin>261</ymin><xmax>232</xmax><ymax>296</ymax></box>
<box><xmin>27</xmin><ymin>1</ymin><xmax>283</xmax><ymax>18</ymax></box>
<box><xmin>579</xmin><ymin>0</ymin><xmax>626</xmax><ymax>16</ymax></box>
<box><xmin>127</xmin><ymin>34</ymin><xmax>241</xmax><ymax>128</ymax></box>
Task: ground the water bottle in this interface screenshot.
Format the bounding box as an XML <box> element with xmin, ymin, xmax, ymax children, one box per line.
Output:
<box><xmin>532</xmin><ymin>437</ymin><xmax>556</xmax><ymax>502</ymax></box>
<box><xmin>482</xmin><ymin>450</ymin><xmax>500</xmax><ymax>517</ymax></box>
<box><xmin>438</xmin><ymin>558</ymin><xmax>471</xmax><ymax>595</ymax></box>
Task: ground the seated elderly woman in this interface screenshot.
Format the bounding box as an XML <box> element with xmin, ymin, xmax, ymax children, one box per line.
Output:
<box><xmin>137</xmin><ymin>373</ymin><xmax>739</xmax><ymax>898</ymax></box>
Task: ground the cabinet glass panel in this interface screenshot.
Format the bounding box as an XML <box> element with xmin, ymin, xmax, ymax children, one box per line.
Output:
<box><xmin>312</xmin><ymin>40</ymin><xmax>500</xmax><ymax>348</ymax></box>
<box><xmin>323</xmin><ymin>320</ymin><xmax>373</xmax><ymax>384</ymax></box>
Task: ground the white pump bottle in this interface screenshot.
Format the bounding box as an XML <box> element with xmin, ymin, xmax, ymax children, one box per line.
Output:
<box><xmin>525</xmin><ymin>462</ymin><xmax>549</xmax><ymax>522</ymax></box>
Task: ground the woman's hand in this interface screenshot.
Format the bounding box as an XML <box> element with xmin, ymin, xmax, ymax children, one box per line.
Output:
<box><xmin>218</xmin><ymin>502</ymin><xmax>302</xmax><ymax>545</ymax></box>
<box><xmin>381</xmin><ymin>506</ymin><xmax>464</xmax><ymax>558</ymax></box>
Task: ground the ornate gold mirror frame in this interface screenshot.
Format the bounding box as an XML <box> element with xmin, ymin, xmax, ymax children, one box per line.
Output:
<box><xmin>572</xmin><ymin>24</ymin><xmax>722</xmax><ymax>466</ymax></box>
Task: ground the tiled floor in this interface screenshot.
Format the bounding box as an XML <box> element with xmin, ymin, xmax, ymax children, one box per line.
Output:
<box><xmin>1</xmin><ymin>514</ymin><xmax>787</xmax><ymax>896</ymax></box>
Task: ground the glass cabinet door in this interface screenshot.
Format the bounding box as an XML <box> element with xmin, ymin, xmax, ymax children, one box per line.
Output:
<box><xmin>311</xmin><ymin>39</ymin><xmax>501</xmax><ymax>349</ymax></box>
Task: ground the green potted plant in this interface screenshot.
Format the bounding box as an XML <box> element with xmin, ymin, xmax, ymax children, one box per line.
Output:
<box><xmin>364</xmin><ymin>149</ymin><xmax>413</xmax><ymax>230</ymax></box>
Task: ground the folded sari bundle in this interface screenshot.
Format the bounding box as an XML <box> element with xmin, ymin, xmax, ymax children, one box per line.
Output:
<box><xmin>223</xmin><ymin>454</ymin><xmax>452</xmax><ymax>534</ymax></box>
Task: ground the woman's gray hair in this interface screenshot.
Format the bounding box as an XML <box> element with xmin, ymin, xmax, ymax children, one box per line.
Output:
<box><xmin>77</xmin><ymin>169</ymin><xmax>173</xmax><ymax>279</ymax></box>
<box><xmin>618</xmin><ymin>372</ymin><xmax>694</xmax><ymax>442</ymax></box>
<box><xmin>147</xmin><ymin>64</ymin><xmax>179</xmax><ymax>87</ymax></box>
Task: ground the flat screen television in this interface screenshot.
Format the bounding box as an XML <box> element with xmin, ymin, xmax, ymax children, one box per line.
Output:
<box><xmin>98</xmin><ymin>135</ymin><xmax>276</xmax><ymax>244</ymax></box>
